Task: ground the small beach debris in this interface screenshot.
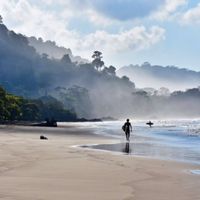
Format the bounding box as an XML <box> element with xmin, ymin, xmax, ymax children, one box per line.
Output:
<box><xmin>40</xmin><ymin>135</ymin><xmax>48</xmax><ymax>140</ymax></box>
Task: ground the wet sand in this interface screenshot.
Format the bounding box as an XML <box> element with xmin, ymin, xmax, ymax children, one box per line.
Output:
<box><xmin>0</xmin><ymin>125</ymin><xmax>200</xmax><ymax>200</ymax></box>
<box><xmin>86</xmin><ymin>142</ymin><xmax>200</xmax><ymax>164</ymax></box>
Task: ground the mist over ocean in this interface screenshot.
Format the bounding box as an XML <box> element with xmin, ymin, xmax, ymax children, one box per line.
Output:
<box><xmin>61</xmin><ymin>120</ymin><xmax>200</xmax><ymax>165</ymax></box>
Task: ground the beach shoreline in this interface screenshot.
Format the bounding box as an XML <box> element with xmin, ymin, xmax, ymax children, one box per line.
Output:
<box><xmin>0</xmin><ymin>124</ymin><xmax>199</xmax><ymax>200</ymax></box>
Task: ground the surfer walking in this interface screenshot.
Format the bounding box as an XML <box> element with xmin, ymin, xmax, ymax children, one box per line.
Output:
<box><xmin>122</xmin><ymin>119</ymin><xmax>132</xmax><ymax>141</ymax></box>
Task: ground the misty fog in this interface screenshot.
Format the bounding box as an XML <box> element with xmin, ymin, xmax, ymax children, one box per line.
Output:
<box><xmin>1</xmin><ymin>23</ymin><xmax>200</xmax><ymax>120</ymax></box>
<box><xmin>117</xmin><ymin>62</ymin><xmax>200</xmax><ymax>91</ymax></box>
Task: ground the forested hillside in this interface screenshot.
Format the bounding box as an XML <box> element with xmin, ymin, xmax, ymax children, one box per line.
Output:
<box><xmin>1</xmin><ymin>19</ymin><xmax>200</xmax><ymax>119</ymax></box>
<box><xmin>0</xmin><ymin>22</ymin><xmax>134</xmax><ymax>118</ymax></box>
<box><xmin>0</xmin><ymin>86</ymin><xmax>76</xmax><ymax>122</ymax></box>
<box><xmin>117</xmin><ymin>62</ymin><xmax>200</xmax><ymax>91</ymax></box>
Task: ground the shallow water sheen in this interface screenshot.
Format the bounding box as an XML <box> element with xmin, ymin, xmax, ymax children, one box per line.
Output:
<box><xmin>191</xmin><ymin>170</ymin><xmax>200</xmax><ymax>175</ymax></box>
<box><xmin>89</xmin><ymin>142</ymin><xmax>200</xmax><ymax>164</ymax></box>
<box><xmin>79</xmin><ymin>120</ymin><xmax>200</xmax><ymax>165</ymax></box>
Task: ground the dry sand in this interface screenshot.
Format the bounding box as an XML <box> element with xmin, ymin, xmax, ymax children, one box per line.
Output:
<box><xmin>0</xmin><ymin>124</ymin><xmax>199</xmax><ymax>200</ymax></box>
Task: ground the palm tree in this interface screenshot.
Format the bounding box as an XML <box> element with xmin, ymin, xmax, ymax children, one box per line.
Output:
<box><xmin>92</xmin><ymin>51</ymin><xmax>104</xmax><ymax>71</ymax></box>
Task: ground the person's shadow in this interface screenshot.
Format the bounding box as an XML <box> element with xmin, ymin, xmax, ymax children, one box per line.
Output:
<box><xmin>122</xmin><ymin>142</ymin><xmax>131</xmax><ymax>154</ymax></box>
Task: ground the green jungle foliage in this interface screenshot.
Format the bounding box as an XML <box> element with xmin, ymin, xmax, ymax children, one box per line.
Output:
<box><xmin>0</xmin><ymin>86</ymin><xmax>77</xmax><ymax>122</ymax></box>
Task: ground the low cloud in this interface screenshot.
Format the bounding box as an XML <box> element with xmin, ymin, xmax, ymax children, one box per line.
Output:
<box><xmin>0</xmin><ymin>0</ymin><xmax>165</xmax><ymax>60</ymax></box>
<box><xmin>78</xmin><ymin>26</ymin><xmax>165</xmax><ymax>54</ymax></box>
<box><xmin>151</xmin><ymin>0</ymin><xmax>188</xmax><ymax>21</ymax></box>
<box><xmin>180</xmin><ymin>3</ymin><xmax>200</xmax><ymax>24</ymax></box>
<box><xmin>49</xmin><ymin>0</ymin><xmax>165</xmax><ymax>21</ymax></box>
<box><xmin>85</xmin><ymin>0</ymin><xmax>164</xmax><ymax>21</ymax></box>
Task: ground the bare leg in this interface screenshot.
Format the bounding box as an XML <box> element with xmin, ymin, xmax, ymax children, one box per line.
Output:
<box><xmin>126</xmin><ymin>132</ymin><xmax>130</xmax><ymax>141</ymax></box>
<box><xmin>127</xmin><ymin>132</ymin><xmax>130</xmax><ymax>141</ymax></box>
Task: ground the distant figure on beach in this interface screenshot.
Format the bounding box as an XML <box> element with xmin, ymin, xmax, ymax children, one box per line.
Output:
<box><xmin>146</xmin><ymin>121</ymin><xmax>154</xmax><ymax>128</ymax></box>
<box><xmin>122</xmin><ymin>119</ymin><xmax>132</xmax><ymax>141</ymax></box>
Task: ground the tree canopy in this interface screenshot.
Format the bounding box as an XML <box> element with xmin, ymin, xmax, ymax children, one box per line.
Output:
<box><xmin>0</xmin><ymin>86</ymin><xmax>77</xmax><ymax>122</ymax></box>
<box><xmin>0</xmin><ymin>15</ymin><xmax>3</xmax><ymax>24</ymax></box>
<box><xmin>92</xmin><ymin>51</ymin><xmax>104</xmax><ymax>71</ymax></box>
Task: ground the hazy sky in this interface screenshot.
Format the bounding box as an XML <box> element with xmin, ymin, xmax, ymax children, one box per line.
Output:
<box><xmin>1</xmin><ymin>0</ymin><xmax>200</xmax><ymax>70</ymax></box>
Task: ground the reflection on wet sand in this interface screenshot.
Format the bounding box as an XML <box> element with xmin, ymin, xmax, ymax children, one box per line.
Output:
<box><xmin>86</xmin><ymin>142</ymin><xmax>200</xmax><ymax>164</ymax></box>
<box><xmin>122</xmin><ymin>142</ymin><xmax>131</xmax><ymax>154</ymax></box>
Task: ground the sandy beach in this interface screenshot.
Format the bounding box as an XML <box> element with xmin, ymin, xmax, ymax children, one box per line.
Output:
<box><xmin>0</xmin><ymin>124</ymin><xmax>200</xmax><ymax>200</ymax></box>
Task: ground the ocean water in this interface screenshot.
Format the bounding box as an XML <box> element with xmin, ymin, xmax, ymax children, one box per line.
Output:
<box><xmin>68</xmin><ymin>120</ymin><xmax>200</xmax><ymax>165</ymax></box>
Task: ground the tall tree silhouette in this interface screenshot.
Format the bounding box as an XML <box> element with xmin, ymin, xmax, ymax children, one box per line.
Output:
<box><xmin>92</xmin><ymin>51</ymin><xmax>104</xmax><ymax>71</ymax></box>
<box><xmin>0</xmin><ymin>15</ymin><xmax>3</xmax><ymax>24</ymax></box>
